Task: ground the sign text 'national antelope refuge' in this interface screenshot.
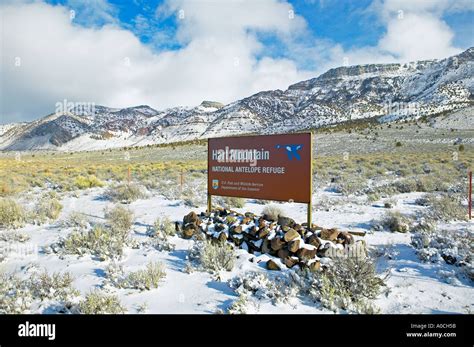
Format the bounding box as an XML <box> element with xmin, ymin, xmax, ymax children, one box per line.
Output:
<box><xmin>208</xmin><ymin>133</ymin><xmax>312</xmax><ymax>203</ymax></box>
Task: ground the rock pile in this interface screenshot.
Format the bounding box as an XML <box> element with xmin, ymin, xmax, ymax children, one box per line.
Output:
<box><xmin>179</xmin><ymin>208</ymin><xmax>366</xmax><ymax>271</ymax></box>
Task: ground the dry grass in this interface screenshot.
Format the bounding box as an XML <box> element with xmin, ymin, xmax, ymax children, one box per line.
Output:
<box><xmin>0</xmin><ymin>198</ymin><xmax>26</xmax><ymax>229</ymax></box>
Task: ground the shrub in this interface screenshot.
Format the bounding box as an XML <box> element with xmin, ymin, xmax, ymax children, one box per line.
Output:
<box><xmin>229</xmin><ymin>271</ymin><xmax>299</xmax><ymax>305</ymax></box>
<box><xmin>459</xmin><ymin>144</ymin><xmax>465</xmax><ymax>152</ymax></box>
<box><xmin>60</xmin><ymin>224</ymin><xmax>126</xmax><ymax>260</ymax></box>
<box><xmin>0</xmin><ymin>273</ymin><xmax>32</xmax><ymax>313</ymax></box>
<box><xmin>367</xmin><ymin>193</ymin><xmax>380</xmax><ymax>203</ymax></box>
<box><xmin>105</xmin><ymin>205</ymin><xmax>134</xmax><ymax>239</ymax></box>
<box><xmin>105</xmin><ymin>183</ymin><xmax>144</xmax><ymax>203</ymax></box>
<box><xmin>33</xmin><ymin>197</ymin><xmax>63</xmax><ymax>224</ymax></box>
<box><xmin>64</xmin><ymin>211</ymin><xmax>89</xmax><ymax>229</ymax></box>
<box><xmin>262</xmin><ymin>204</ymin><xmax>284</xmax><ymax>221</ymax></box>
<box><xmin>149</xmin><ymin>217</ymin><xmax>176</xmax><ymax>251</ymax></box>
<box><xmin>227</xmin><ymin>292</ymin><xmax>251</xmax><ymax>314</ymax></box>
<box><xmin>392</xmin><ymin>178</ymin><xmax>418</xmax><ymax>193</ymax></box>
<box><xmin>153</xmin><ymin>216</ymin><xmax>175</xmax><ymax>237</ymax></box>
<box><xmin>382</xmin><ymin>211</ymin><xmax>410</xmax><ymax>233</ymax></box>
<box><xmin>411</xmin><ymin>228</ymin><xmax>473</xmax><ymax>279</ymax></box>
<box><xmin>425</xmin><ymin>194</ymin><xmax>467</xmax><ymax>221</ymax></box>
<box><xmin>395</xmin><ymin>141</ymin><xmax>402</xmax><ymax>147</ymax></box>
<box><xmin>28</xmin><ymin>271</ymin><xmax>79</xmax><ymax>301</ymax></box>
<box><xmin>0</xmin><ymin>198</ymin><xmax>26</xmax><ymax>229</ymax></box>
<box><xmin>0</xmin><ymin>230</ymin><xmax>30</xmax><ymax>242</ymax></box>
<box><xmin>74</xmin><ymin>175</ymin><xmax>104</xmax><ymax>189</ymax></box>
<box><xmin>189</xmin><ymin>240</ymin><xmax>235</xmax><ymax>273</ymax></box>
<box><xmin>221</xmin><ymin>196</ymin><xmax>245</xmax><ymax>209</ymax></box>
<box><xmin>333</xmin><ymin>176</ymin><xmax>368</xmax><ymax>196</ymax></box>
<box><xmin>300</xmin><ymin>257</ymin><xmax>385</xmax><ymax>313</ymax></box>
<box><xmin>79</xmin><ymin>290</ymin><xmax>125</xmax><ymax>314</ymax></box>
<box><xmin>106</xmin><ymin>262</ymin><xmax>166</xmax><ymax>291</ymax></box>
<box><xmin>0</xmin><ymin>271</ymin><xmax>79</xmax><ymax>314</ymax></box>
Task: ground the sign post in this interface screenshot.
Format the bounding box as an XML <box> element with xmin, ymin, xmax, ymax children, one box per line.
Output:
<box><xmin>207</xmin><ymin>193</ymin><xmax>212</xmax><ymax>213</ymax></box>
<box><xmin>207</xmin><ymin>133</ymin><xmax>313</xmax><ymax>224</ymax></box>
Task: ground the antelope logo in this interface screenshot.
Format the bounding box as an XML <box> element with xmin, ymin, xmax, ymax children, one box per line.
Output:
<box><xmin>275</xmin><ymin>144</ymin><xmax>303</xmax><ymax>160</ymax></box>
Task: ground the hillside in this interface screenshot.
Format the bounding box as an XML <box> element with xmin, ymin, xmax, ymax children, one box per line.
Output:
<box><xmin>1</xmin><ymin>47</ymin><xmax>472</xmax><ymax>152</ymax></box>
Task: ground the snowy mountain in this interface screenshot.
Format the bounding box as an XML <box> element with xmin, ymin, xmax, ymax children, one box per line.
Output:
<box><xmin>1</xmin><ymin>48</ymin><xmax>473</xmax><ymax>151</ymax></box>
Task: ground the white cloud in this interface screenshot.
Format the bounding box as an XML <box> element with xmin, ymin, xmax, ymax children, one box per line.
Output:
<box><xmin>0</xmin><ymin>0</ymin><xmax>471</xmax><ymax>123</ymax></box>
<box><xmin>0</xmin><ymin>0</ymin><xmax>310</xmax><ymax>123</ymax></box>
<box><xmin>303</xmin><ymin>0</ymin><xmax>469</xmax><ymax>75</ymax></box>
<box><xmin>379</xmin><ymin>12</ymin><xmax>459</xmax><ymax>61</ymax></box>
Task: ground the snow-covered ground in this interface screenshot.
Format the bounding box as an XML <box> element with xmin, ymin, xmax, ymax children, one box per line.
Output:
<box><xmin>2</xmin><ymin>186</ymin><xmax>472</xmax><ymax>314</ymax></box>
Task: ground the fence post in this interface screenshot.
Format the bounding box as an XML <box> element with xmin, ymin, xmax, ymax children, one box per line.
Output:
<box><xmin>469</xmin><ymin>171</ymin><xmax>472</xmax><ymax>220</ymax></box>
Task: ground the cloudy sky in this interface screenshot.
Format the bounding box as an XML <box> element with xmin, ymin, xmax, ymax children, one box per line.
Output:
<box><xmin>1</xmin><ymin>0</ymin><xmax>473</xmax><ymax>124</ymax></box>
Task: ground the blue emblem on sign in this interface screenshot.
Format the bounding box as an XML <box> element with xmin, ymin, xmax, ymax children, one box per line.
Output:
<box><xmin>212</xmin><ymin>179</ymin><xmax>219</xmax><ymax>189</ymax></box>
<box><xmin>275</xmin><ymin>144</ymin><xmax>303</xmax><ymax>160</ymax></box>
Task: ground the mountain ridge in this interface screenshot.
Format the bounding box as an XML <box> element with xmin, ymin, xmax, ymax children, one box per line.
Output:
<box><xmin>1</xmin><ymin>47</ymin><xmax>473</xmax><ymax>152</ymax></box>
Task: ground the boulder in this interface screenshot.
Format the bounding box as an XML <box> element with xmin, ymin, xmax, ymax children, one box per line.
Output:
<box><xmin>307</xmin><ymin>234</ymin><xmax>321</xmax><ymax>248</ymax></box>
<box><xmin>218</xmin><ymin>209</ymin><xmax>230</xmax><ymax>216</ymax></box>
<box><xmin>183</xmin><ymin>223</ymin><xmax>197</xmax><ymax>239</ymax></box>
<box><xmin>217</xmin><ymin>232</ymin><xmax>227</xmax><ymax>243</ymax></box>
<box><xmin>242</xmin><ymin>217</ymin><xmax>252</xmax><ymax>225</ymax></box>
<box><xmin>244</xmin><ymin>212</ymin><xmax>255</xmax><ymax>219</ymax></box>
<box><xmin>284</xmin><ymin>256</ymin><xmax>299</xmax><ymax>268</ymax></box>
<box><xmin>309</xmin><ymin>260</ymin><xmax>321</xmax><ymax>272</ymax></box>
<box><xmin>277</xmin><ymin>248</ymin><xmax>290</xmax><ymax>259</ymax></box>
<box><xmin>266</xmin><ymin>259</ymin><xmax>281</xmax><ymax>271</ymax></box>
<box><xmin>263</xmin><ymin>212</ymin><xmax>278</xmax><ymax>222</ymax></box>
<box><xmin>442</xmin><ymin>254</ymin><xmax>456</xmax><ymax>265</ymax></box>
<box><xmin>225</xmin><ymin>216</ymin><xmax>237</xmax><ymax>224</ymax></box>
<box><xmin>320</xmin><ymin>228</ymin><xmax>340</xmax><ymax>241</ymax></box>
<box><xmin>278</xmin><ymin>216</ymin><xmax>295</xmax><ymax>228</ymax></box>
<box><xmin>338</xmin><ymin>231</ymin><xmax>354</xmax><ymax>245</ymax></box>
<box><xmin>288</xmin><ymin>239</ymin><xmax>300</xmax><ymax>253</ymax></box>
<box><xmin>310</xmin><ymin>224</ymin><xmax>323</xmax><ymax>232</ymax></box>
<box><xmin>317</xmin><ymin>243</ymin><xmax>332</xmax><ymax>257</ymax></box>
<box><xmin>258</xmin><ymin>227</ymin><xmax>270</xmax><ymax>239</ymax></box>
<box><xmin>297</xmin><ymin>247</ymin><xmax>317</xmax><ymax>260</ymax></box>
<box><xmin>230</xmin><ymin>225</ymin><xmax>243</xmax><ymax>234</ymax></box>
<box><xmin>248</xmin><ymin>226</ymin><xmax>258</xmax><ymax>237</ymax></box>
<box><xmin>261</xmin><ymin>238</ymin><xmax>271</xmax><ymax>254</ymax></box>
<box><xmin>283</xmin><ymin>228</ymin><xmax>299</xmax><ymax>242</ymax></box>
<box><xmin>214</xmin><ymin>223</ymin><xmax>225</xmax><ymax>232</ymax></box>
<box><xmin>183</xmin><ymin>211</ymin><xmax>199</xmax><ymax>225</ymax></box>
<box><xmin>231</xmin><ymin>234</ymin><xmax>244</xmax><ymax>246</ymax></box>
<box><xmin>270</xmin><ymin>237</ymin><xmax>285</xmax><ymax>251</ymax></box>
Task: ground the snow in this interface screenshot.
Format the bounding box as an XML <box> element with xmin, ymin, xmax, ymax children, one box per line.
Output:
<box><xmin>2</xmin><ymin>185</ymin><xmax>472</xmax><ymax>314</ymax></box>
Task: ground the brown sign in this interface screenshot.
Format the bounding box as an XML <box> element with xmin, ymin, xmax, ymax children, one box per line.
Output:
<box><xmin>208</xmin><ymin>133</ymin><xmax>312</xmax><ymax>203</ymax></box>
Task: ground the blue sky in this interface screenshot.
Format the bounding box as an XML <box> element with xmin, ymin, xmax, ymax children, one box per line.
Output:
<box><xmin>2</xmin><ymin>0</ymin><xmax>473</xmax><ymax>123</ymax></box>
<box><xmin>45</xmin><ymin>0</ymin><xmax>473</xmax><ymax>66</ymax></box>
